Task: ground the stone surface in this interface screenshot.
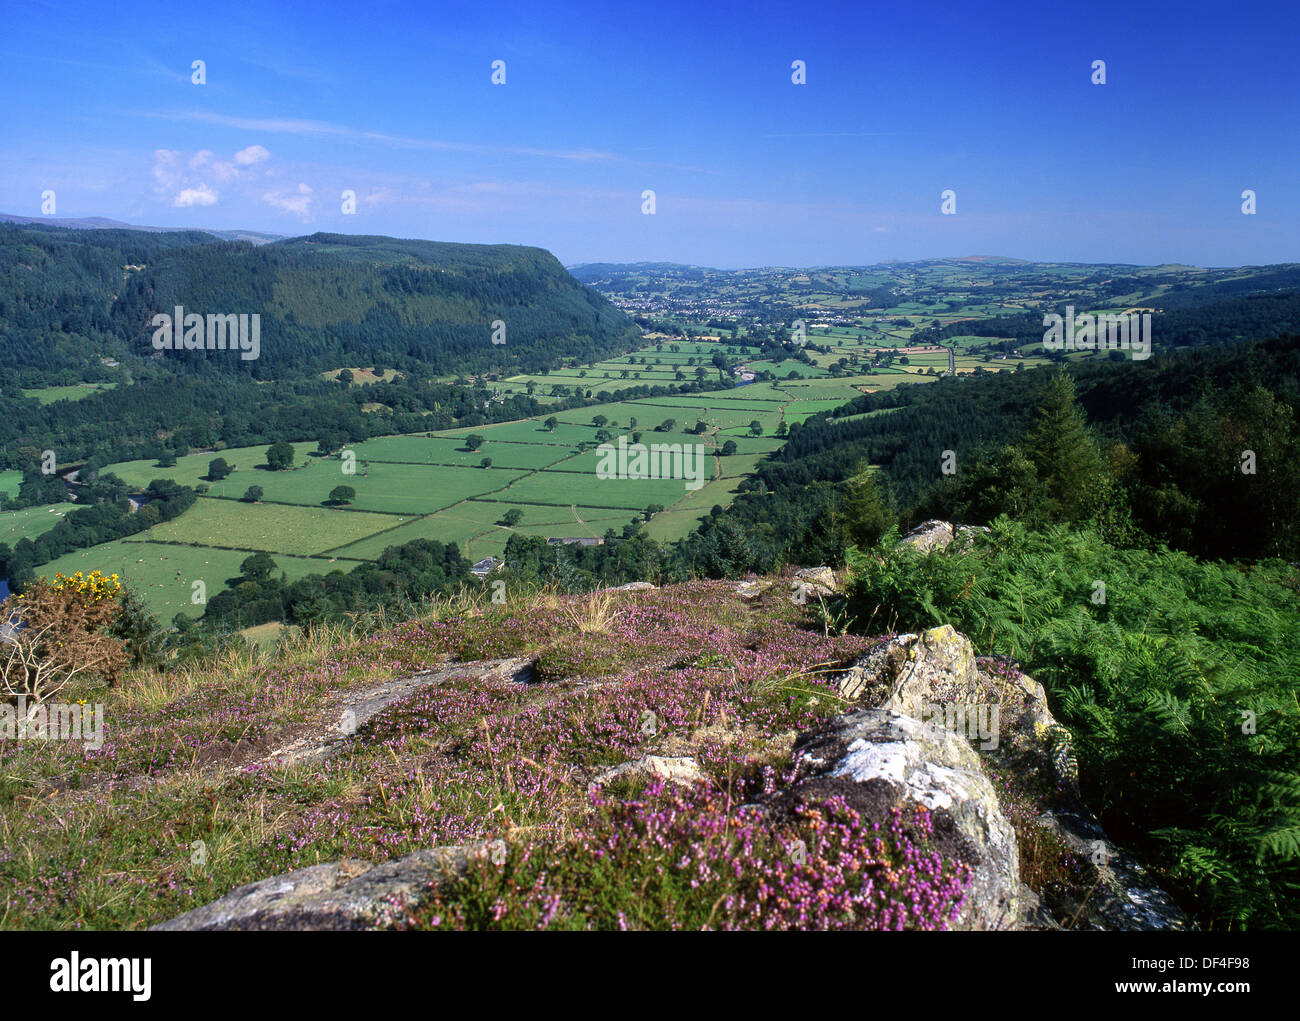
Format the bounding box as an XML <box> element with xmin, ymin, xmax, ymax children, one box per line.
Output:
<box><xmin>1032</xmin><ymin>800</ymin><xmax>1190</xmax><ymax>930</ymax></box>
<box><xmin>900</xmin><ymin>519</ymin><xmax>955</xmax><ymax>553</ymax></box>
<box><xmin>152</xmin><ymin>843</ymin><xmax>500</xmax><ymax>930</ymax></box>
<box><xmin>835</xmin><ymin>633</ymin><xmax>917</xmax><ymax>702</ymax></box>
<box><xmin>263</xmin><ymin>657</ymin><xmax>534</xmax><ymax>769</ymax></box>
<box><xmin>792</xmin><ymin>566</ymin><xmax>837</xmax><ymax>597</ymax></box>
<box><xmin>881</xmin><ymin>625</ymin><xmax>986</xmax><ymax>718</ymax></box>
<box><xmin>787</xmin><ymin>708</ymin><xmax>1021</xmax><ymax>930</ymax></box>
<box><xmin>899</xmin><ymin>519</ymin><xmax>988</xmax><ymax>554</ymax></box>
<box><xmin>589</xmin><ymin>754</ymin><xmax>704</xmax><ymax>791</ymax></box>
<box><xmin>829</xmin><ymin>626</ymin><xmax>1189</xmax><ymax>930</ymax></box>
<box><xmin>834</xmin><ymin>626</ymin><xmax>1074</xmax><ymax>786</ymax></box>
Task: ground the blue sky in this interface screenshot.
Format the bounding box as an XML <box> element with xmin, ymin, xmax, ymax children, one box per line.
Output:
<box><xmin>2</xmin><ymin>0</ymin><xmax>1296</xmax><ymax>267</ymax></box>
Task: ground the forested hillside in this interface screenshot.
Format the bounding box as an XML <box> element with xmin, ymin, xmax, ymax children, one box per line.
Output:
<box><xmin>113</xmin><ymin>233</ymin><xmax>637</xmax><ymax>377</ymax></box>
<box><xmin>915</xmin><ymin>292</ymin><xmax>1300</xmax><ymax>354</ymax></box>
<box><xmin>0</xmin><ymin>223</ymin><xmax>648</xmax><ymax>472</ymax></box>
<box><xmin>0</xmin><ymin>224</ymin><xmax>221</xmax><ymax>384</ymax></box>
<box><xmin>0</xmin><ymin>224</ymin><xmax>639</xmax><ymax>384</ymax></box>
<box><xmin>680</xmin><ymin>335</ymin><xmax>1300</xmax><ymax>570</ymax></box>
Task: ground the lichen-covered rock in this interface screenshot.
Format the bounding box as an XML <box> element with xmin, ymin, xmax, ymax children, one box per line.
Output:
<box><xmin>610</xmin><ymin>581</ymin><xmax>657</xmax><ymax>592</ymax></box>
<box><xmin>795</xmin><ymin>565</ymin><xmax>836</xmax><ymax>586</ymax></box>
<box><xmin>829</xmin><ymin>626</ymin><xmax>1189</xmax><ymax>930</ymax></box>
<box><xmin>835</xmin><ymin>633</ymin><xmax>917</xmax><ymax>702</ymax></box>
<box><xmin>589</xmin><ymin>754</ymin><xmax>704</xmax><ymax>792</ymax></box>
<box><xmin>899</xmin><ymin>520</ymin><xmax>988</xmax><ymax>554</ymax></box>
<box><xmin>835</xmin><ymin>626</ymin><xmax>1074</xmax><ymax>782</ymax></box>
<box><xmin>835</xmin><ymin>625</ymin><xmax>993</xmax><ymax>720</ymax></box>
<box><xmin>152</xmin><ymin>843</ymin><xmax>500</xmax><ymax>930</ymax></box>
<box><xmin>882</xmin><ymin>625</ymin><xmax>985</xmax><ymax>718</ymax></box>
<box><xmin>787</xmin><ymin>708</ymin><xmax>1021</xmax><ymax>930</ymax></box>
<box><xmin>792</xmin><ymin>566</ymin><xmax>837</xmax><ymax>597</ymax></box>
<box><xmin>900</xmin><ymin>519</ymin><xmax>954</xmax><ymax>552</ymax></box>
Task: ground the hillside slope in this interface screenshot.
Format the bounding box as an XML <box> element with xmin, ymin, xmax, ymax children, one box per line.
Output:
<box><xmin>0</xmin><ymin>569</ymin><xmax>1185</xmax><ymax>931</ymax></box>
<box><xmin>0</xmin><ymin>224</ymin><xmax>640</xmax><ymax>382</ymax></box>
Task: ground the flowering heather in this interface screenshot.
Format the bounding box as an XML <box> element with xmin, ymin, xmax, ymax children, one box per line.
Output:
<box><xmin>0</xmin><ymin>580</ymin><xmax>906</xmax><ymax>930</ymax></box>
<box><xmin>398</xmin><ymin>780</ymin><xmax>973</xmax><ymax>930</ymax></box>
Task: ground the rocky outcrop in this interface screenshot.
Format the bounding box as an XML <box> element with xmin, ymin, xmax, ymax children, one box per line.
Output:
<box><xmin>901</xmin><ymin>519</ymin><xmax>955</xmax><ymax>552</ymax></box>
<box><xmin>792</xmin><ymin>566</ymin><xmax>837</xmax><ymax>598</ymax></box>
<box><xmin>734</xmin><ymin>568</ymin><xmax>839</xmax><ymax>602</ymax></box>
<box><xmin>152</xmin><ymin>842</ymin><xmax>502</xmax><ymax>931</ymax></box>
<box><xmin>900</xmin><ymin>519</ymin><xmax>989</xmax><ymax>554</ymax></box>
<box><xmin>589</xmin><ymin>754</ymin><xmax>704</xmax><ymax>792</ymax></box>
<box><xmin>830</xmin><ymin>624</ymin><xmax>1189</xmax><ymax>930</ymax></box>
<box><xmin>784</xmin><ymin>708</ymin><xmax>1021</xmax><ymax>930</ymax></box>
<box><xmin>262</xmin><ymin>657</ymin><xmax>534</xmax><ymax>770</ymax></box>
<box><xmin>838</xmin><ymin>625</ymin><xmax>1073</xmax><ymax>782</ymax></box>
<box><xmin>733</xmin><ymin>568</ymin><xmax>839</xmax><ymax>603</ymax></box>
<box><xmin>837</xmin><ymin>627</ymin><xmax>1078</xmax><ymax>802</ymax></box>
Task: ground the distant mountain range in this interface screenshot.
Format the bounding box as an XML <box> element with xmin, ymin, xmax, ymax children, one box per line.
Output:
<box><xmin>0</xmin><ymin>212</ymin><xmax>287</xmax><ymax>244</ymax></box>
<box><xmin>568</xmin><ymin>257</ymin><xmax>1042</xmax><ymax>277</ymax></box>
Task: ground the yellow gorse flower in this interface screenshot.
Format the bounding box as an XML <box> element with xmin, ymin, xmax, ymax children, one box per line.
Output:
<box><xmin>51</xmin><ymin>569</ymin><xmax>123</xmax><ymax>602</ymax></box>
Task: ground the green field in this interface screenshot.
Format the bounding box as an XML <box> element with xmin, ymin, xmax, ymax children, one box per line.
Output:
<box><xmin>21</xmin><ymin>382</ymin><xmax>118</xmax><ymax>404</ymax></box>
<box><xmin>103</xmin><ymin>444</ymin><xmax>532</xmax><ymax>515</ymax></box>
<box><xmin>0</xmin><ymin>469</ymin><xmax>24</xmax><ymax>500</ymax></box>
<box><xmin>348</xmin><ymin>435</ymin><xmax>573</xmax><ymax>470</ymax></box>
<box><xmin>208</xmin><ymin>459</ymin><xmax>527</xmax><ymax>515</ymax></box>
<box><xmin>332</xmin><ymin>500</ymin><xmax>634</xmax><ymax>561</ymax></box>
<box><xmin>486</xmin><ymin>468</ymin><xmax>708</xmax><ymax>511</ymax></box>
<box><xmin>39</xmin><ymin>540</ymin><xmax>346</xmax><ymax>621</ymax></box>
<box><xmin>81</xmin><ymin>399</ymin><xmax>768</xmax><ymax>612</ymax></box>
<box><xmin>438</xmin><ymin>419</ymin><xmax>602</xmax><ymax>446</ymax></box>
<box><xmin>102</xmin><ymin>442</ymin><xmax>323</xmax><ymax>490</ymax></box>
<box><xmin>38</xmin><ymin>308</ymin><xmax>1050</xmax><ymax>624</ymax></box>
<box><xmin>0</xmin><ymin>503</ymin><xmax>74</xmax><ymax>544</ymax></box>
<box><xmin>144</xmin><ymin>498</ymin><xmax>406</xmax><ymax>557</ymax></box>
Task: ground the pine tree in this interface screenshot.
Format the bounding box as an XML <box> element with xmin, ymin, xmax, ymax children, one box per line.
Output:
<box><xmin>1021</xmin><ymin>371</ymin><xmax>1104</xmax><ymax>524</ymax></box>
<box><xmin>837</xmin><ymin>467</ymin><xmax>896</xmax><ymax>548</ymax></box>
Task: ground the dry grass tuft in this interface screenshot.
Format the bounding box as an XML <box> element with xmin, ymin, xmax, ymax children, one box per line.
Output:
<box><xmin>560</xmin><ymin>589</ymin><xmax>623</xmax><ymax>634</ymax></box>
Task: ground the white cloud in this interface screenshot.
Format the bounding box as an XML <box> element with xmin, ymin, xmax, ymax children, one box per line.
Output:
<box><xmin>173</xmin><ymin>185</ymin><xmax>218</xmax><ymax>207</ymax></box>
<box><xmin>234</xmin><ymin>144</ymin><xmax>270</xmax><ymax>166</ymax></box>
<box><xmin>150</xmin><ymin>145</ymin><xmax>274</xmax><ymax>208</ymax></box>
<box><xmin>263</xmin><ymin>182</ymin><xmax>313</xmax><ymax>218</ymax></box>
<box><xmin>151</xmin><ymin>149</ymin><xmax>183</xmax><ymax>190</ymax></box>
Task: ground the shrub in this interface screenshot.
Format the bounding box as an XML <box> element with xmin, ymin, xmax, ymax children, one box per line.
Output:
<box><xmin>1</xmin><ymin>571</ymin><xmax>127</xmax><ymax>702</ymax></box>
<box><xmin>109</xmin><ymin>587</ymin><xmax>166</xmax><ymax>670</ymax></box>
